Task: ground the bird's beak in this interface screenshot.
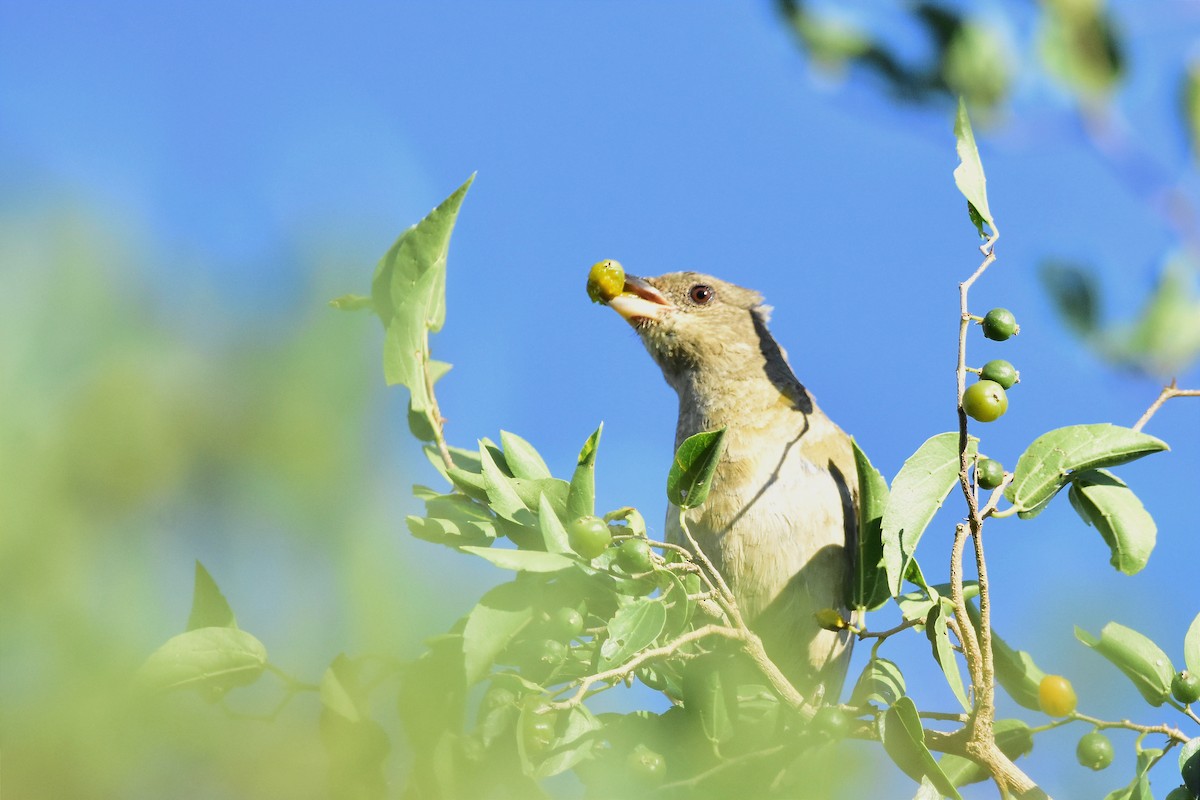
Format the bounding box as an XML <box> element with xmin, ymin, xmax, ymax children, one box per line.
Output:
<box><xmin>609</xmin><ymin>274</ymin><xmax>672</xmax><ymax>326</ymax></box>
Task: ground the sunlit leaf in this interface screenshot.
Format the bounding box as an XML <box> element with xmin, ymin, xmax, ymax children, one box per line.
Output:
<box><xmin>882</xmin><ymin>432</ymin><xmax>976</xmax><ymax>595</ymax></box>
<box><xmin>881</xmin><ymin>696</ymin><xmax>962</xmax><ymax>800</ymax></box>
<box><xmin>953</xmin><ymin>97</ymin><xmax>995</xmax><ymax>240</ymax></box>
<box><xmin>500</xmin><ymin>431</ymin><xmax>552</xmax><ymax>480</ymax></box>
<box><xmin>850</xmin><ymin>438</ymin><xmax>890</xmax><ymax>610</ymax></box>
<box><xmin>186</xmin><ymin>561</ymin><xmax>237</xmax><ymax>631</ymax></box>
<box><xmin>1185</xmin><ymin>612</ymin><xmax>1200</xmax><ymax>676</ymax></box>
<box><xmin>926</xmin><ymin>603</ymin><xmax>970</xmax><ymax>711</ymax></box>
<box><xmin>1067</xmin><ymin>469</ymin><xmax>1156</xmax><ymax>574</ymax></box>
<box><xmin>599</xmin><ymin>599</ymin><xmax>667</xmax><ymax>669</ymax></box>
<box><xmin>463</xmin><ymin>581</ymin><xmax>535</xmax><ymax>686</ymax></box>
<box><xmin>459</xmin><ymin>546</ymin><xmax>575</xmax><ymax>573</ymax></box>
<box><xmin>1005</xmin><ymin>424</ymin><xmax>1168</xmax><ymax>518</ymax></box>
<box><xmin>667</xmin><ymin>428</ymin><xmax>727</xmax><ymax>510</ymax></box>
<box><xmin>479</xmin><ymin>443</ymin><xmax>537</xmax><ymax>526</ymax></box>
<box><xmin>537</xmin><ymin>493</ymin><xmax>572</xmax><ymax>554</ymax></box>
<box><xmin>139</xmin><ymin>627</ymin><xmax>267</xmax><ymax>693</ymax></box>
<box><xmin>566</xmin><ymin>424</ymin><xmax>602</xmax><ymax>520</ymax></box>
<box><xmin>849</xmin><ymin>658</ymin><xmax>906</xmax><ymax>709</ymax></box>
<box><xmin>1076</xmin><ymin>622</ymin><xmax>1174</xmax><ymax>706</ymax></box>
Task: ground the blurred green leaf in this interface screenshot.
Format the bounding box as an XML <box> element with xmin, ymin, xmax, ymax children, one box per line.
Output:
<box><xmin>320</xmin><ymin>654</ymin><xmax>365</xmax><ymax>722</ymax></box>
<box><xmin>1103</xmin><ymin>259</ymin><xmax>1200</xmax><ymax>376</ymax></box>
<box><xmin>599</xmin><ymin>599</ymin><xmax>667</xmax><ymax>670</ymax></box>
<box><xmin>1038</xmin><ymin>0</ymin><xmax>1123</xmax><ymax>97</ymax></box>
<box><xmin>463</xmin><ymin>582</ymin><xmax>535</xmax><ymax>686</ymax></box>
<box><xmin>925</xmin><ymin>603</ymin><xmax>970</xmax><ymax>712</ymax></box>
<box><xmin>1076</xmin><ymin>622</ymin><xmax>1174</xmax><ymax>706</ymax></box>
<box><xmin>519</xmin><ymin>702</ymin><xmax>601</xmax><ymax>779</ymax></box>
<box><xmin>881</xmin><ymin>696</ymin><xmax>962</xmax><ymax>799</ymax></box>
<box><xmin>667</xmin><ymin>428</ymin><xmax>727</xmax><ymax>510</ymax></box>
<box><xmin>953</xmin><ymin>97</ymin><xmax>995</xmax><ymax>239</ymax></box>
<box><xmin>1041</xmin><ymin>260</ymin><xmax>1100</xmax><ymax>336</ymax></box>
<box><xmin>1184</xmin><ymin>60</ymin><xmax>1200</xmax><ymax>159</ymax></box>
<box><xmin>966</xmin><ymin>600</ymin><xmax>1047</xmax><ymax>711</ymax></box>
<box><xmin>1185</xmin><ymin>612</ymin><xmax>1200</xmax><ymax>676</ymax></box>
<box><xmin>850</xmin><ymin>438</ymin><xmax>890</xmax><ymax>610</ymax></box>
<box><xmin>459</xmin><ymin>546</ymin><xmax>575</xmax><ymax>573</ymax></box>
<box><xmin>943</xmin><ymin>23</ymin><xmax>1012</xmax><ymax>113</ymax></box>
<box><xmin>882</xmin><ymin>432</ymin><xmax>976</xmax><ymax>595</ymax></box>
<box><xmin>683</xmin><ymin>653</ymin><xmax>737</xmax><ymax>745</ymax></box>
<box><xmin>328</xmin><ymin>294</ymin><xmax>372</xmax><ymax>311</ymax></box>
<box><xmin>186</xmin><ymin>561</ymin><xmax>237</xmax><ymax>631</ymax></box>
<box><xmin>1006</xmin><ymin>425</ymin><xmax>1168</xmax><ymax>518</ymax></box>
<box><xmin>138</xmin><ymin>627</ymin><xmax>267</xmax><ymax>693</ymax></box>
<box><xmin>1067</xmin><ymin>469</ymin><xmax>1156</xmax><ymax>574</ymax></box>
<box><xmin>1180</xmin><ymin>737</ymin><xmax>1200</xmax><ymax>795</ymax></box>
<box><xmin>849</xmin><ymin>658</ymin><xmax>906</xmax><ymax>709</ymax></box>
<box><xmin>566</xmin><ymin>424</ymin><xmax>602</xmax><ymax>521</ymax></box>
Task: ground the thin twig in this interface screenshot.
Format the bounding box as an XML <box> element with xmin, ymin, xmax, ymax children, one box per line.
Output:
<box><xmin>1028</xmin><ymin>711</ymin><xmax>1191</xmax><ymax>745</ymax></box>
<box><xmin>1132</xmin><ymin>379</ymin><xmax>1200</xmax><ymax>433</ymax></box>
<box><xmin>421</xmin><ymin>330</ymin><xmax>455</xmax><ymax>473</ymax></box>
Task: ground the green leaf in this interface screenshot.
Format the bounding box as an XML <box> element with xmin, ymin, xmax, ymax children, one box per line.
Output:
<box><xmin>882</xmin><ymin>432</ymin><xmax>976</xmax><ymax>595</ymax></box>
<box><xmin>1104</xmin><ymin>258</ymin><xmax>1200</xmax><ymax>376</ymax></box>
<box><xmin>406</xmin><ymin>515</ymin><xmax>493</xmax><ymax>547</ymax></box>
<box><xmin>463</xmin><ymin>581</ymin><xmax>535</xmax><ymax>686</ymax></box>
<box><xmin>459</xmin><ymin>546</ymin><xmax>575</xmax><ymax>573</ymax></box>
<box><xmin>186</xmin><ymin>561</ymin><xmax>236</xmax><ymax>631</ymax></box>
<box><xmin>138</xmin><ymin>627</ymin><xmax>267</xmax><ymax>693</ymax></box>
<box><xmin>1185</xmin><ymin>611</ymin><xmax>1200</xmax><ymax>676</ymax></box>
<box><xmin>478</xmin><ymin>443</ymin><xmax>537</xmax><ymax>526</ymax></box>
<box><xmin>566</xmin><ymin>424</ymin><xmax>602</xmax><ymax>520</ymax></box>
<box><xmin>896</xmin><ymin>581</ymin><xmax>978</xmax><ymax>627</ymax></box>
<box><xmin>926</xmin><ymin>603</ymin><xmax>970</xmax><ymax>712</ymax></box>
<box><xmin>328</xmin><ymin>293</ymin><xmax>372</xmax><ymax>311</ymax></box>
<box><xmin>881</xmin><ymin>696</ymin><xmax>962</xmax><ymax>800</ymax></box>
<box><xmin>599</xmin><ymin>599</ymin><xmax>667</xmax><ymax>669</ymax></box>
<box><xmin>952</xmin><ymin>97</ymin><xmax>995</xmax><ymax>240</ymax></box>
<box><xmin>537</xmin><ymin>493</ymin><xmax>572</xmax><ymax>554</ymax></box>
<box><xmin>1180</xmin><ymin>737</ymin><xmax>1200</xmax><ymax>795</ymax></box>
<box><xmin>682</xmin><ymin>653</ymin><xmax>737</xmax><ymax>745</ymax></box>
<box><xmin>667</xmin><ymin>428</ymin><xmax>727</xmax><ymax>510</ymax></box>
<box><xmin>320</xmin><ymin>654</ymin><xmax>364</xmax><ymax>721</ymax></box>
<box><xmin>1067</xmin><ymin>469</ymin><xmax>1157</xmax><ymax>574</ymax></box>
<box><xmin>849</xmin><ymin>658</ymin><xmax>906</xmax><ymax>709</ymax></box>
<box><xmin>660</xmin><ymin>570</ymin><xmax>697</xmax><ymax>637</ymax></box>
<box><xmin>1040</xmin><ymin>260</ymin><xmax>1100</xmax><ymax>337</ymax></box>
<box><xmin>850</xmin><ymin>438</ymin><xmax>890</xmax><ymax>610</ymax></box>
<box><xmin>372</xmin><ymin>175</ymin><xmax>474</xmax><ymax>406</ymax></box>
<box><xmin>1186</xmin><ymin>60</ymin><xmax>1200</xmax><ymax>160</ymax></box>
<box><xmin>500</xmin><ymin>431</ymin><xmax>552</xmax><ymax>480</ymax></box>
<box><xmin>1076</xmin><ymin>622</ymin><xmax>1174</xmax><ymax>706</ymax></box>
<box><xmin>966</xmin><ymin>600</ymin><xmax>1046</xmax><ymax>711</ymax></box>
<box><xmin>1038</xmin><ymin>1</ymin><xmax>1122</xmax><ymax>98</ymax></box>
<box><xmin>519</xmin><ymin>702</ymin><xmax>601</xmax><ymax>779</ymax></box>
<box><xmin>1005</xmin><ymin>424</ymin><xmax>1169</xmax><ymax>518</ymax></box>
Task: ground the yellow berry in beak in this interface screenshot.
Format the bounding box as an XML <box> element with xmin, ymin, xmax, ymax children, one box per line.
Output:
<box><xmin>587</xmin><ymin>259</ymin><xmax>625</xmax><ymax>304</ymax></box>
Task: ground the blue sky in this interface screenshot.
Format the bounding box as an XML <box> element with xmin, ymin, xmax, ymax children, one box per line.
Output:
<box><xmin>5</xmin><ymin>3</ymin><xmax>1199</xmax><ymax>796</ymax></box>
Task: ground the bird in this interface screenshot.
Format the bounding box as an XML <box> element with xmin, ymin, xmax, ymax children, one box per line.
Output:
<box><xmin>601</xmin><ymin>267</ymin><xmax>858</xmax><ymax>700</ymax></box>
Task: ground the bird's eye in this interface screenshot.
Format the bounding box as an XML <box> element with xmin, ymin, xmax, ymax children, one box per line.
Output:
<box><xmin>689</xmin><ymin>284</ymin><xmax>715</xmax><ymax>305</ymax></box>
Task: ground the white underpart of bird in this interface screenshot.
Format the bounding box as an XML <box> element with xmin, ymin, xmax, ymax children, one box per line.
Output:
<box><xmin>606</xmin><ymin>270</ymin><xmax>858</xmax><ymax>701</ymax></box>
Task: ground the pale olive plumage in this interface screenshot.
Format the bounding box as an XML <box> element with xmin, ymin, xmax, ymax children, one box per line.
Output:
<box><xmin>608</xmin><ymin>271</ymin><xmax>857</xmax><ymax>699</ymax></box>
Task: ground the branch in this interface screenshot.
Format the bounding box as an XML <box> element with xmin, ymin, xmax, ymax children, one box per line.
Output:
<box><xmin>1132</xmin><ymin>379</ymin><xmax>1200</xmax><ymax>433</ymax></box>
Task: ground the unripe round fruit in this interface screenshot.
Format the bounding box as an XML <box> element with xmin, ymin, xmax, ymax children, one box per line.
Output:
<box><xmin>567</xmin><ymin>515</ymin><xmax>613</xmax><ymax>559</ymax></box>
<box><xmin>522</xmin><ymin>701</ymin><xmax>557</xmax><ymax>755</ymax></box>
<box><xmin>981</xmin><ymin>308</ymin><xmax>1019</xmax><ymax>340</ymax></box>
<box><xmin>963</xmin><ymin>380</ymin><xmax>1009</xmax><ymax>422</ymax></box>
<box><xmin>980</xmin><ymin>359</ymin><xmax>1019</xmax><ymax>389</ymax></box>
<box><xmin>626</xmin><ymin>744</ymin><xmax>667</xmax><ymax>785</ymax></box>
<box><xmin>813</xmin><ymin>705</ymin><xmax>852</xmax><ymax>738</ymax></box>
<box><xmin>976</xmin><ymin>458</ymin><xmax>1005</xmax><ymax>490</ymax></box>
<box><xmin>587</xmin><ymin>259</ymin><xmax>625</xmax><ymax>304</ymax></box>
<box><xmin>548</xmin><ymin>607</ymin><xmax>585</xmax><ymax>641</ymax></box>
<box><xmin>1163</xmin><ymin>787</ymin><xmax>1194</xmax><ymax>800</ymax></box>
<box><xmin>1076</xmin><ymin>730</ymin><xmax>1115</xmax><ymax>770</ymax></box>
<box><xmin>1038</xmin><ymin>674</ymin><xmax>1077</xmax><ymax>717</ymax></box>
<box><xmin>535</xmin><ymin>638</ymin><xmax>567</xmax><ymax>668</ymax></box>
<box><xmin>616</xmin><ymin>538</ymin><xmax>655</xmax><ymax>573</ymax></box>
<box><xmin>1172</xmin><ymin>670</ymin><xmax>1200</xmax><ymax>705</ymax></box>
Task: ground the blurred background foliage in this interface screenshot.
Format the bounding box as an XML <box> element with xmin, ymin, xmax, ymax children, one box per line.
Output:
<box><xmin>2</xmin><ymin>1</ymin><xmax>1199</xmax><ymax>798</ymax></box>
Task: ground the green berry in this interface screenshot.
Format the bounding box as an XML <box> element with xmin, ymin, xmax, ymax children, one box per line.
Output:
<box><xmin>1172</xmin><ymin>670</ymin><xmax>1200</xmax><ymax>705</ymax></box>
<box><xmin>586</xmin><ymin>259</ymin><xmax>626</xmax><ymax>304</ymax></box>
<box><xmin>963</xmin><ymin>380</ymin><xmax>1009</xmax><ymax>422</ymax></box>
<box><xmin>980</xmin><ymin>359</ymin><xmax>1019</xmax><ymax>389</ymax></box>
<box><xmin>547</xmin><ymin>607</ymin><xmax>585</xmax><ymax>641</ymax></box>
<box><xmin>813</xmin><ymin>705</ymin><xmax>852</xmax><ymax>739</ymax></box>
<box><xmin>626</xmin><ymin>744</ymin><xmax>667</xmax><ymax>785</ymax></box>
<box><xmin>1076</xmin><ymin>731</ymin><xmax>1114</xmax><ymax>770</ymax></box>
<box><xmin>616</xmin><ymin>538</ymin><xmax>654</xmax><ymax>573</ymax></box>
<box><xmin>981</xmin><ymin>308</ymin><xmax>1019</xmax><ymax>340</ymax></box>
<box><xmin>976</xmin><ymin>458</ymin><xmax>1005</xmax><ymax>490</ymax></box>
<box><xmin>521</xmin><ymin>698</ymin><xmax>557</xmax><ymax>756</ymax></box>
<box><xmin>567</xmin><ymin>515</ymin><xmax>613</xmax><ymax>559</ymax></box>
<box><xmin>1163</xmin><ymin>787</ymin><xmax>1194</xmax><ymax>800</ymax></box>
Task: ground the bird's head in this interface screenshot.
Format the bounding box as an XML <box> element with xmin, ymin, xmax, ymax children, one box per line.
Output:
<box><xmin>606</xmin><ymin>270</ymin><xmax>778</xmax><ymax>395</ymax></box>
